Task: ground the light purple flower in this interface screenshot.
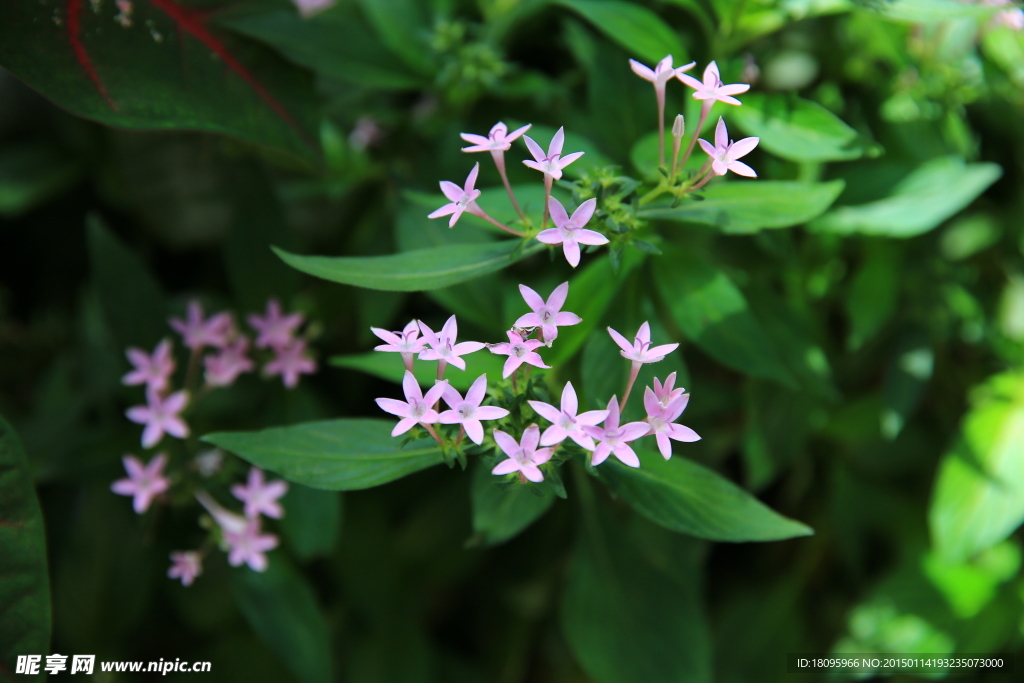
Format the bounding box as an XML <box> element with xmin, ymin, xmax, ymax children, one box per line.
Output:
<box><xmin>528</xmin><ymin>381</ymin><xmax>609</xmax><ymax>449</ymax></box>
<box><xmin>371</xmin><ymin>320</ymin><xmax>427</xmax><ymax>371</ymax></box>
<box><xmin>491</xmin><ymin>424</ymin><xmax>553</xmax><ymax>483</ymax></box>
<box><xmin>607</xmin><ymin>322</ymin><xmax>679</xmax><ymax>364</ymax></box>
<box><xmin>126</xmin><ymin>389</ymin><xmax>190</xmax><ymax>448</ymax></box>
<box><xmin>677</xmin><ymin>61</ymin><xmax>750</xmax><ymax>106</ymax></box>
<box><xmin>643</xmin><ymin>387</ymin><xmax>700</xmax><ymax>460</ymax></box>
<box><xmin>265</xmin><ymin>339</ymin><xmax>316</xmax><ymax>389</ymax></box>
<box><xmin>514</xmin><ymin>282</ymin><xmax>581</xmax><ymax>343</ymax></box>
<box><xmin>375</xmin><ymin>371</ymin><xmax>450</xmax><ymax>436</ymax></box>
<box><xmin>231</xmin><ymin>467</ymin><xmax>289</xmax><ymax>519</ymax></box>
<box><xmin>630</xmin><ymin>54</ymin><xmax>696</xmax><ymax>92</ymax></box>
<box><xmin>522</xmin><ymin>127</ymin><xmax>584</xmax><ymax>181</ymax></box>
<box><xmin>168</xmin><ymin>551</ymin><xmax>203</xmax><ymax>587</ymax></box>
<box><xmin>111</xmin><ymin>453</ymin><xmax>171</xmax><ymax>513</ymax></box>
<box><xmin>699</xmin><ymin>117</ymin><xmax>759</xmax><ymax>178</ymax></box>
<box><xmin>460</xmin><ymin>122</ymin><xmax>532</xmax><ymax>153</ymax></box>
<box><xmin>196</xmin><ymin>491</ymin><xmax>279</xmax><ymax>572</ymax></box>
<box><xmin>204</xmin><ymin>337</ymin><xmax>255</xmax><ymax>388</ymax></box>
<box><xmin>248</xmin><ymin>298</ymin><xmax>304</xmax><ymax>350</ymax></box>
<box><xmin>582</xmin><ymin>397</ymin><xmax>651</xmax><ymax>468</ymax></box>
<box><xmin>170</xmin><ymin>300</ymin><xmax>235</xmax><ymax>350</ymax></box>
<box><xmin>652</xmin><ymin>372</ymin><xmax>685</xmax><ymax>408</ymax></box>
<box><xmin>536</xmin><ymin>197</ymin><xmax>609</xmax><ymax>268</ymax></box>
<box><xmin>489</xmin><ymin>330</ymin><xmax>550</xmax><ymax>378</ymax></box>
<box><xmin>438</xmin><ymin>374</ymin><xmax>510</xmax><ymax>445</ymax></box>
<box><xmin>428</xmin><ymin>163</ymin><xmax>485</xmax><ymax>228</ymax></box>
<box><xmin>122</xmin><ymin>339</ymin><xmax>176</xmax><ymax>393</ymax></box>
<box><xmin>418</xmin><ymin>316</ymin><xmax>486</xmax><ymax>371</ymax></box>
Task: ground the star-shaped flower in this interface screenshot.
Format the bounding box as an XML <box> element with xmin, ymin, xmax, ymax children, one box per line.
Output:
<box><xmin>122</xmin><ymin>339</ymin><xmax>176</xmax><ymax>393</ymax></box>
<box><xmin>169</xmin><ymin>300</ymin><xmax>235</xmax><ymax>350</ymax></box>
<box><xmin>630</xmin><ymin>54</ymin><xmax>697</xmax><ymax>92</ymax></box>
<box><xmin>168</xmin><ymin>551</ymin><xmax>203</xmax><ymax>587</ymax></box>
<box><xmin>643</xmin><ymin>387</ymin><xmax>701</xmax><ymax>460</ymax></box>
<box><xmin>491</xmin><ymin>424</ymin><xmax>554</xmax><ymax>483</ymax></box>
<box><xmin>204</xmin><ymin>337</ymin><xmax>255</xmax><ymax>388</ymax></box>
<box><xmin>652</xmin><ymin>372</ymin><xmax>685</xmax><ymax>408</ymax></box>
<box><xmin>677</xmin><ymin>61</ymin><xmax>750</xmax><ymax>106</ymax></box>
<box><xmin>522</xmin><ymin>127</ymin><xmax>584</xmax><ymax>181</ymax></box>
<box><xmin>699</xmin><ymin>117</ymin><xmax>759</xmax><ymax>178</ymax></box>
<box><xmin>488</xmin><ymin>330</ymin><xmax>550</xmax><ymax>378</ymax></box>
<box><xmin>126</xmin><ymin>389</ymin><xmax>190</xmax><ymax>448</ymax></box>
<box><xmin>428</xmin><ymin>163</ymin><xmax>485</xmax><ymax>228</ymax></box>
<box><xmin>514</xmin><ymin>282</ymin><xmax>582</xmax><ymax>343</ymax></box>
<box><xmin>265</xmin><ymin>339</ymin><xmax>316</xmax><ymax>389</ymax></box>
<box><xmin>528</xmin><ymin>381</ymin><xmax>609</xmax><ymax>449</ymax></box>
<box><xmin>536</xmin><ymin>197</ymin><xmax>609</xmax><ymax>268</ymax></box>
<box><xmin>460</xmin><ymin>122</ymin><xmax>532</xmax><ymax>152</ymax></box>
<box><xmin>231</xmin><ymin>467</ymin><xmax>289</xmax><ymax>519</ymax></box>
<box><xmin>371</xmin><ymin>320</ymin><xmax>427</xmax><ymax>372</ymax></box>
<box><xmin>375</xmin><ymin>371</ymin><xmax>450</xmax><ymax>436</ymax></box>
<box><xmin>582</xmin><ymin>396</ymin><xmax>651</xmax><ymax>468</ymax></box>
<box><xmin>607</xmin><ymin>322</ymin><xmax>679</xmax><ymax>364</ymax></box>
<box><xmin>248</xmin><ymin>298</ymin><xmax>304</xmax><ymax>350</ymax></box>
<box><xmin>418</xmin><ymin>316</ymin><xmax>486</xmax><ymax>371</ymax></box>
<box><xmin>196</xmin><ymin>491</ymin><xmax>279</xmax><ymax>572</ymax></box>
<box><xmin>111</xmin><ymin>453</ymin><xmax>171</xmax><ymax>513</ymax></box>
<box><xmin>438</xmin><ymin>374</ymin><xmax>510</xmax><ymax>445</ymax></box>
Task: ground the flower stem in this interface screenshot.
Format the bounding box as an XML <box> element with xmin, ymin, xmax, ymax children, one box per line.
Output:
<box><xmin>688</xmin><ymin>169</ymin><xmax>716</xmax><ymax>193</ymax></box>
<box><xmin>678</xmin><ymin>100</ymin><xmax>712</xmax><ymax>173</ymax></box>
<box><xmin>620</xmin><ymin>362</ymin><xmax>641</xmax><ymax>413</ymax></box>
<box><xmin>476</xmin><ymin>208</ymin><xmax>525</xmax><ymax>237</ymax></box>
<box><xmin>492</xmin><ymin>150</ymin><xmax>524</xmax><ymax>220</ymax></box>
<box><xmin>656</xmin><ymin>86</ymin><xmax>666</xmax><ymax>168</ymax></box>
<box><xmin>541</xmin><ymin>175</ymin><xmax>553</xmax><ymax>229</ymax></box>
<box><xmin>455</xmin><ymin>425</ymin><xmax>465</xmax><ymax>447</ymax></box>
<box><xmin>423</xmin><ymin>423</ymin><xmax>443</xmax><ymax>445</ymax></box>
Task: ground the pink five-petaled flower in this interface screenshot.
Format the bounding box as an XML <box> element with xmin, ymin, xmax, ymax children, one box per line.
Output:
<box><xmin>438</xmin><ymin>374</ymin><xmax>510</xmax><ymax>445</ymax></box>
<box><xmin>418</xmin><ymin>316</ymin><xmax>486</xmax><ymax>371</ymax></box>
<box><xmin>528</xmin><ymin>381</ymin><xmax>609</xmax><ymax>449</ymax></box>
<box><xmin>699</xmin><ymin>117</ymin><xmax>759</xmax><ymax>178</ymax></box>
<box><xmin>522</xmin><ymin>127</ymin><xmax>584</xmax><ymax>181</ymax></box>
<box><xmin>375</xmin><ymin>371</ymin><xmax>450</xmax><ymax>437</ymax></box>
<box><xmin>371</xmin><ymin>320</ymin><xmax>427</xmax><ymax>372</ymax></box>
<box><xmin>677</xmin><ymin>61</ymin><xmax>750</xmax><ymax>106</ymax></box>
<box><xmin>514</xmin><ymin>282</ymin><xmax>582</xmax><ymax>343</ymax></box>
<box><xmin>489</xmin><ymin>330</ymin><xmax>550</xmax><ymax>378</ymax></box>
<box><xmin>126</xmin><ymin>389</ymin><xmax>190</xmax><ymax>448</ymax></box>
<box><xmin>231</xmin><ymin>467</ymin><xmax>289</xmax><ymax>520</ymax></box>
<box><xmin>582</xmin><ymin>396</ymin><xmax>651</xmax><ymax>468</ymax></box>
<box><xmin>111</xmin><ymin>453</ymin><xmax>171</xmax><ymax>513</ymax></box>
<box><xmin>492</xmin><ymin>425</ymin><xmax>553</xmax><ymax>483</ymax></box>
<box><xmin>536</xmin><ymin>197</ymin><xmax>609</xmax><ymax>268</ymax></box>
<box><xmin>265</xmin><ymin>339</ymin><xmax>316</xmax><ymax>389</ymax></box>
<box><xmin>167</xmin><ymin>551</ymin><xmax>203</xmax><ymax>587</ymax></box>
<box><xmin>460</xmin><ymin>122</ymin><xmax>532</xmax><ymax>153</ymax></box>
<box><xmin>196</xmin><ymin>491</ymin><xmax>279</xmax><ymax>572</ymax></box>
<box><xmin>122</xmin><ymin>338</ymin><xmax>176</xmax><ymax>393</ymax></box>
<box><xmin>169</xmin><ymin>300</ymin><xmax>235</xmax><ymax>350</ymax></box>
<box><xmin>607</xmin><ymin>321</ymin><xmax>679</xmax><ymax>364</ymax></box>
<box><xmin>204</xmin><ymin>337</ymin><xmax>255</xmax><ymax>388</ymax></box>
<box><xmin>248</xmin><ymin>298</ymin><xmax>304</xmax><ymax>350</ymax></box>
<box><xmin>630</xmin><ymin>54</ymin><xmax>697</xmax><ymax>94</ymax></box>
<box><xmin>428</xmin><ymin>163</ymin><xmax>484</xmax><ymax>228</ymax></box>
<box><xmin>643</xmin><ymin>387</ymin><xmax>701</xmax><ymax>460</ymax></box>
<box><xmin>652</xmin><ymin>372</ymin><xmax>686</xmax><ymax>408</ymax></box>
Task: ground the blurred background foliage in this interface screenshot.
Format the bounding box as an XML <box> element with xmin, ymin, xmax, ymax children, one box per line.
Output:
<box><xmin>2</xmin><ymin>0</ymin><xmax>1024</xmax><ymax>680</ymax></box>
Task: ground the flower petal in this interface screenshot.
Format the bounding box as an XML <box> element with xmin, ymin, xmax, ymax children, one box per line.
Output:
<box><xmin>629</xmin><ymin>59</ymin><xmax>655</xmax><ymax>81</ymax></box>
<box><xmin>613</xmin><ymin>444</ymin><xmax>641</xmax><ymax>468</ymax></box>
<box><xmin>521</xmin><ymin>424</ymin><xmax>541</xmax><ymax>453</ymax></box>
<box><xmin>728</xmin><ymin>137</ymin><xmax>759</xmax><ymax>159</ymax></box>
<box><xmin>521</xmin><ymin>465</ymin><xmax>544</xmax><ymax>483</ymax></box>
<box><xmin>492</xmin><ymin>429</ymin><xmax>520</xmax><ymax>458</ymax></box>
<box><xmin>535</xmin><ymin>229</ymin><xmax>563</xmax><ymax>245</ymax></box>
<box><xmin>492</xmin><ymin>458</ymin><xmax>521</xmax><ymax>476</ymax></box>
<box><xmin>574</xmin><ymin>229</ymin><xmax>609</xmax><ymax>246</ymax></box>
<box><xmin>715</xmin><ymin>117</ymin><xmax>728</xmax><ymax>149</ymax></box>
<box><xmin>549</xmin><ymin>126</ymin><xmax>565</xmax><ymax>157</ymax></box>
<box><xmin>569</xmin><ymin>197</ymin><xmax>597</xmax><ymax>228</ymax></box>
<box><xmin>527</xmin><ymin>400</ymin><xmax>563</xmax><ymax>425</ymax></box>
<box><xmin>561</xmin><ymin>381</ymin><xmax>579</xmax><ymax>417</ymax></box>
<box><xmin>727</xmin><ymin>160</ymin><xmax>757</xmax><ymax>178</ymax></box>
<box><xmin>668</xmin><ymin>423</ymin><xmax>701</xmax><ymax>442</ymax></box>
<box><xmin>607</xmin><ymin>327</ymin><xmax>634</xmax><ymax>355</ymax></box>
<box><xmin>519</xmin><ymin>283</ymin><xmax>545</xmax><ymax>312</ymax></box>
<box><xmin>465</xmin><ymin>419</ymin><xmax>484</xmax><ymax>445</ymax></box>
<box><xmin>465</xmin><ymin>374</ymin><xmax>488</xmax><ymax>407</ymax></box>
<box><xmin>439</xmin><ymin>180</ymin><xmax>463</xmax><ymax>203</ymax></box>
<box><xmin>547</xmin><ymin>197</ymin><xmax>569</xmax><ymax>229</ymax></box>
<box><xmin>523</xmin><ymin>135</ymin><xmax>545</xmax><ymax>162</ymax></box>
<box><xmin>476</xmin><ymin>406</ymin><xmax>510</xmax><ymax>420</ymax></box>
<box><xmin>563</xmin><ymin>240</ymin><xmax>581</xmax><ymax>267</ymax></box>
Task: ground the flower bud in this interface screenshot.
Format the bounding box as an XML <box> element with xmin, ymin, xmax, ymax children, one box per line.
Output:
<box><xmin>672</xmin><ymin>114</ymin><xmax>685</xmax><ymax>139</ymax></box>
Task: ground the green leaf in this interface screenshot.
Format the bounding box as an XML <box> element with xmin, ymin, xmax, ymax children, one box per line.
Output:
<box><xmin>0</xmin><ymin>140</ymin><xmax>82</xmax><ymax>217</ymax></box>
<box><xmin>330</xmin><ymin>351</ymin><xmax>507</xmax><ymax>392</ymax></box>
<box><xmin>597</xmin><ymin>449</ymin><xmax>813</xmax><ymax>541</ymax></box>
<box><xmin>654</xmin><ymin>247</ymin><xmax>796</xmax><ymax>386</ymax></box>
<box><xmin>203</xmin><ymin>419</ymin><xmax>445</xmax><ymax>491</ymax></box>
<box><xmin>857</xmin><ymin>0</ymin><xmax>999</xmax><ymax>23</ymax></box>
<box><xmin>730</xmin><ymin>93</ymin><xmax>869</xmax><ymax>162</ymax></box>
<box><xmin>0</xmin><ymin>0</ymin><xmax>321</xmax><ymax>164</ymax></box>
<box><xmin>231</xmin><ymin>555</ymin><xmax>333</xmax><ymax>683</ymax></box>
<box><xmin>812</xmin><ymin>157</ymin><xmax>1002</xmax><ymax>237</ymax></box>
<box><xmin>470</xmin><ymin>463</ymin><xmax>555</xmax><ymax>546</ymax></box>
<box><xmin>845</xmin><ymin>241</ymin><xmax>901</xmax><ymax>351</ymax></box>
<box><xmin>273</xmin><ymin>240</ymin><xmax>542</xmax><ymax>292</ymax></box>
<box><xmin>355</xmin><ymin>0</ymin><xmax>433</xmax><ymax>76</ymax></box>
<box><xmin>641</xmin><ymin>180</ymin><xmax>845</xmax><ymax>233</ymax></box>
<box><xmin>929</xmin><ymin>371</ymin><xmax>1024</xmax><ymax>561</ymax></box>
<box><xmin>279</xmin><ymin>485</ymin><xmax>342</xmax><ymax>562</ymax></box>
<box><xmin>556</xmin><ymin>0</ymin><xmax>686</xmax><ymax>65</ymax></box>
<box><xmin>983</xmin><ymin>28</ymin><xmax>1024</xmax><ymax>88</ymax></box>
<box><xmin>0</xmin><ymin>416</ymin><xmax>51</xmax><ymax>682</ymax></box>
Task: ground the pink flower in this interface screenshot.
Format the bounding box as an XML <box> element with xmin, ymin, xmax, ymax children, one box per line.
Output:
<box><xmin>652</xmin><ymin>372</ymin><xmax>685</xmax><ymax>408</ymax></box>
<box><xmin>699</xmin><ymin>117</ymin><xmax>759</xmax><ymax>178</ymax></box>
<box><xmin>231</xmin><ymin>467</ymin><xmax>289</xmax><ymax>519</ymax></box>
<box><xmin>607</xmin><ymin>322</ymin><xmax>679</xmax><ymax>364</ymax></box>
<box><xmin>204</xmin><ymin>337</ymin><xmax>255</xmax><ymax>388</ymax></box>
<box><xmin>265</xmin><ymin>339</ymin><xmax>316</xmax><ymax>389</ymax></box>
<box><xmin>196</xmin><ymin>491</ymin><xmax>279</xmax><ymax>572</ymax></box>
<box><xmin>438</xmin><ymin>374</ymin><xmax>510</xmax><ymax>445</ymax></box>
<box><xmin>677</xmin><ymin>61</ymin><xmax>750</xmax><ymax>106</ymax></box>
<box><xmin>460</xmin><ymin>122</ymin><xmax>532</xmax><ymax>152</ymax></box>
<box><xmin>522</xmin><ymin>127</ymin><xmax>584</xmax><ymax>181</ymax></box>
<box><xmin>491</xmin><ymin>424</ymin><xmax>553</xmax><ymax>483</ymax></box>
<box><xmin>126</xmin><ymin>389</ymin><xmax>190</xmax><ymax>448</ymax></box>
<box><xmin>122</xmin><ymin>339</ymin><xmax>176</xmax><ymax>393</ymax></box>
<box><xmin>168</xmin><ymin>551</ymin><xmax>203</xmax><ymax>586</ymax></box>
<box><xmin>247</xmin><ymin>298</ymin><xmax>304</xmax><ymax>350</ymax></box>
<box><xmin>371</xmin><ymin>320</ymin><xmax>427</xmax><ymax>372</ymax></box>
<box><xmin>375</xmin><ymin>371</ymin><xmax>450</xmax><ymax>436</ymax></box>
<box><xmin>488</xmin><ymin>330</ymin><xmax>550</xmax><ymax>378</ymax></box>
<box><xmin>418</xmin><ymin>316</ymin><xmax>486</xmax><ymax>371</ymax></box>
<box><xmin>643</xmin><ymin>387</ymin><xmax>700</xmax><ymax>460</ymax></box>
<box><xmin>630</xmin><ymin>54</ymin><xmax>696</xmax><ymax>92</ymax></box>
<box><xmin>428</xmin><ymin>163</ymin><xmax>485</xmax><ymax>228</ymax></box>
<box><xmin>582</xmin><ymin>397</ymin><xmax>651</xmax><ymax>468</ymax></box>
<box><xmin>528</xmin><ymin>381</ymin><xmax>609</xmax><ymax>449</ymax></box>
<box><xmin>536</xmin><ymin>197</ymin><xmax>609</xmax><ymax>268</ymax></box>
<box><xmin>169</xmin><ymin>300</ymin><xmax>235</xmax><ymax>350</ymax></box>
<box><xmin>514</xmin><ymin>282</ymin><xmax>581</xmax><ymax>343</ymax></box>
<box><xmin>111</xmin><ymin>453</ymin><xmax>171</xmax><ymax>513</ymax></box>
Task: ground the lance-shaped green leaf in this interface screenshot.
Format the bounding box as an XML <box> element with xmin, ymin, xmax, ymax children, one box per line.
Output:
<box><xmin>597</xmin><ymin>448</ymin><xmax>813</xmax><ymax>541</ymax></box>
<box><xmin>812</xmin><ymin>157</ymin><xmax>1002</xmax><ymax>237</ymax></box>
<box><xmin>0</xmin><ymin>140</ymin><xmax>82</xmax><ymax>217</ymax></box>
<box><xmin>730</xmin><ymin>93</ymin><xmax>870</xmax><ymax>162</ymax></box>
<box><xmin>556</xmin><ymin>0</ymin><xmax>686</xmax><ymax>65</ymax></box>
<box><xmin>279</xmin><ymin>485</ymin><xmax>342</xmax><ymax>562</ymax></box>
<box><xmin>273</xmin><ymin>241</ymin><xmax>542</xmax><ymax>292</ymax></box>
<box><xmin>0</xmin><ymin>416</ymin><xmax>51</xmax><ymax>681</ymax></box>
<box><xmin>203</xmin><ymin>419</ymin><xmax>444</xmax><ymax>491</ymax></box>
<box><xmin>855</xmin><ymin>0</ymin><xmax>999</xmax><ymax>23</ymax></box>
<box><xmin>469</xmin><ymin>463</ymin><xmax>555</xmax><ymax>546</ymax></box>
<box><xmin>641</xmin><ymin>180</ymin><xmax>844</xmax><ymax>233</ymax></box>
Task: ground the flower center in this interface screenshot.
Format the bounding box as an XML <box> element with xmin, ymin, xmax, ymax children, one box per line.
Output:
<box><xmin>458</xmin><ymin>405</ymin><xmax>475</xmax><ymax>419</ymax></box>
<box><xmin>540</xmin><ymin>310</ymin><xmax>552</xmax><ymax>323</ymax></box>
<box><xmin>512</xmin><ymin>344</ymin><xmax>527</xmax><ymax>358</ymax></box>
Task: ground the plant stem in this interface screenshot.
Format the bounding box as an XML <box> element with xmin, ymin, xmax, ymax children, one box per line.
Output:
<box><xmin>656</xmin><ymin>85</ymin><xmax>666</xmax><ymax>168</ymax></box>
<box><xmin>620</xmin><ymin>362</ymin><xmax>641</xmax><ymax>413</ymax></box>
<box><xmin>476</xmin><ymin>208</ymin><xmax>525</xmax><ymax>237</ymax></box>
<box><xmin>492</xmin><ymin>150</ymin><xmax>524</xmax><ymax>220</ymax></box>
<box><xmin>424</xmin><ymin>423</ymin><xmax>443</xmax><ymax>445</ymax></box>
<box><xmin>678</xmin><ymin>100</ymin><xmax>712</xmax><ymax>172</ymax></box>
<box><xmin>541</xmin><ymin>175</ymin><xmax>553</xmax><ymax>229</ymax></box>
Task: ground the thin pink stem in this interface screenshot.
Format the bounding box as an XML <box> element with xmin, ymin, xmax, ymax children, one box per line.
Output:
<box><xmin>656</xmin><ymin>85</ymin><xmax>666</xmax><ymax>168</ymax></box>
<box><xmin>678</xmin><ymin>100</ymin><xmax>712</xmax><ymax>172</ymax></box>
<box><xmin>475</xmin><ymin>208</ymin><xmax>525</xmax><ymax>237</ymax></box>
<box><xmin>542</xmin><ymin>175</ymin><xmax>553</xmax><ymax>229</ymax></box>
<box><xmin>492</xmin><ymin>150</ymin><xmax>524</xmax><ymax>220</ymax></box>
<box><xmin>688</xmin><ymin>169</ymin><xmax>716</xmax><ymax>193</ymax></box>
<box><xmin>423</xmin><ymin>423</ymin><xmax>443</xmax><ymax>445</ymax></box>
<box><xmin>455</xmin><ymin>424</ymin><xmax>465</xmax><ymax>447</ymax></box>
<box><xmin>402</xmin><ymin>352</ymin><xmax>414</xmax><ymax>374</ymax></box>
<box><xmin>620</xmin><ymin>362</ymin><xmax>641</xmax><ymax>413</ymax></box>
